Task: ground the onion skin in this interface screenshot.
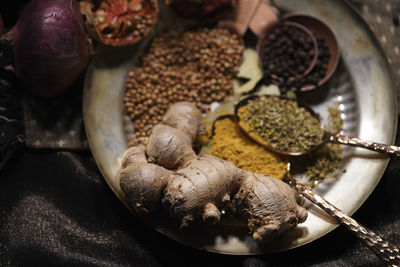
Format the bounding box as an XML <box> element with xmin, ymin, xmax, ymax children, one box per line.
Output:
<box><xmin>12</xmin><ymin>0</ymin><xmax>89</xmax><ymax>98</ymax></box>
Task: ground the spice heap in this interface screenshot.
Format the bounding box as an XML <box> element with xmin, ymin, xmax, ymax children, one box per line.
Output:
<box><xmin>326</xmin><ymin>104</ymin><xmax>343</xmax><ymax>134</ymax></box>
<box><xmin>261</xmin><ymin>24</ymin><xmax>316</xmax><ymax>92</ymax></box>
<box><xmin>238</xmin><ymin>96</ymin><xmax>325</xmax><ymax>153</ymax></box>
<box><xmin>211</xmin><ymin>116</ymin><xmax>287</xmax><ymax>179</ymax></box>
<box><xmin>124</xmin><ymin>28</ymin><xmax>243</xmax><ymax>137</ymax></box>
<box><xmin>305</xmin><ymin>105</ymin><xmax>344</xmax><ymax>187</ymax></box>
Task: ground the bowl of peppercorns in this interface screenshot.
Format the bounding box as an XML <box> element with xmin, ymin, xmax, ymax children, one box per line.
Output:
<box><xmin>283</xmin><ymin>13</ymin><xmax>340</xmax><ymax>91</ymax></box>
<box><xmin>257</xmin><ymin>21</ymin><xmax>319</xmax><ymax>92</ymax></box>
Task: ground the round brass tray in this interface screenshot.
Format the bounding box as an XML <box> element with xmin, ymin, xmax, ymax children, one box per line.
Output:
<box><xmin>83</xmin><ymin>0</ymin><xmax>397</xmax><ymax>255</ymax></box>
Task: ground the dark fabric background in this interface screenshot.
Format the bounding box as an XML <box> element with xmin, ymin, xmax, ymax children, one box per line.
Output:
<box><xmin>2</xmin><ymin>146</ymin><xmax>400</xmax><ymax>267</ymax></box>
<box><xmin>1</xmin><ymin>1</ymin><xmax>400</xmax><ymax>266</ymax></box>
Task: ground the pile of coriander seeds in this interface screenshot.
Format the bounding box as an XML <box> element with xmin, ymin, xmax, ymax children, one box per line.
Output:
<box><xmin>124</xmin><ymin>27</ymin><xmax>243</xmax><ymax>138</ymax></box>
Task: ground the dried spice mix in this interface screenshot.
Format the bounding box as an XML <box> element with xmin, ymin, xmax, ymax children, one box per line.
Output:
<box><xmin>124</xmin><ymin>28</ymin><xmax>243</xmax><ymax>137</ymax></box>
<box><xmin>80</xmin><ymin>0</ymin><xmax>159</xmax><ymax>46</ymax></box>
<box><xmin>238</xmin><ymin>96</ymin><xmax>325</xmax><ymax>153</ymax></box>
<box><xmin>305</xmin><ymin>105</ymin><xmax>344</xmax><ymax>187</ymax></box>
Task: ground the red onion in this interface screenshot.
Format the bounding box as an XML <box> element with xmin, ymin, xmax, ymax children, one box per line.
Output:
<box><xmin>7</xmin><ymin>0</ymin><xmax>89</xmax><ymax>98</ymax></box>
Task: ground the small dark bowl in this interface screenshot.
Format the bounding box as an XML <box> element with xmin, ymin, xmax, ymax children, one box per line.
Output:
<box><xmin>257</xmin><ymin>21</ymin><xmax>319</xmax><ymax>81</ymax></box>
<box><xmin>283</xmin><ymin>13</ymin><xmax>340</xmax><ymax>91</ymax></box>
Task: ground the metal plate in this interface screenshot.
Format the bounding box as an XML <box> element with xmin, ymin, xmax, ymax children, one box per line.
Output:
<box><xmin>82</xmin><ymin>0</ymin><xmax>397</xmax><ymax>255</ymax></box>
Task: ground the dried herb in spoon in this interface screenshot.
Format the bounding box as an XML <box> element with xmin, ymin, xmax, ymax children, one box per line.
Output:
<box><xmin>238</xmin><ymin>95</ymin><xmax>324</xmax><ymax>153</ymax></box>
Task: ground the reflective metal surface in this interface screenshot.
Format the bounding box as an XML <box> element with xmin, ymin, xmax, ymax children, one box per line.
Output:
<box><xmin>83</xmin><ymin>0</ymin><xmax>397</xmax><ymax>255</ymax></box>
<box><xmin>284</xmin><ymin>174</ymin><xmax>400</xmax><ymax>266</ymax></box>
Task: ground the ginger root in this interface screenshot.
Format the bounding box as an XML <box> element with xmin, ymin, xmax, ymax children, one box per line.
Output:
<box><xmin>119</xmin><ymin>102</ymin><xmax>307</xmax><ymax>242</ymax></box>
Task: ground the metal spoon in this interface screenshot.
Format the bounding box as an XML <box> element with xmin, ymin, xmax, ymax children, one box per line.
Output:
<box><xmin>282</xmin><ymin>166</ymin><xmax>400</xmax><ymax>266</ymax></box>
<box><xmin>234</xmin><ymin>94</ymin><xmax>400</xmax><ymax>157</ymax></box>
<box><xmin>210</xmin><ymin>115</ymin><xmax>400</xmax><ymax>265</ymax></box>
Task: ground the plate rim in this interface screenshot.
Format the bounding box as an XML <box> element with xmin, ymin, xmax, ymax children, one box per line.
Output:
<box><xmin>82</xmin><ymin>0</ymin><xmax>397</xmax><ymax>255</ymax></box>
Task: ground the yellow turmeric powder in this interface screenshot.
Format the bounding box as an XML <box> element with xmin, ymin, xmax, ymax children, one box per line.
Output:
<box><xmin>211</xmin><ymin>117</ymin><xmax>287</xmax><ymax>179</ymax></box>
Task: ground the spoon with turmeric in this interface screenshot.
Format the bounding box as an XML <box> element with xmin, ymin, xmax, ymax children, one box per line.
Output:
<box><xmin>234</xmin><ymin>94</ymin><xmax>400</xmax><ymax>157</ymax></box>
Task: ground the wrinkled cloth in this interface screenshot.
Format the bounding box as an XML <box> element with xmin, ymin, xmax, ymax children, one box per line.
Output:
<box><xmin>0</xmin><ymin>69</ymin><xmax>24</xmax><ymax>170</ymax></box>
<box><xmin>1</xmin><ymin>141</ymin><xmax>400</xmax><ymax>266</ymax></box>
<box><xmin>1</xmin><ymin>0</ymin><xmax>400</xmax><ymax>266</ymax></box>
<box><xmin>22</xmin><ymin>76</ymin><xmax>89</xmax><ymax>150</ymax></box>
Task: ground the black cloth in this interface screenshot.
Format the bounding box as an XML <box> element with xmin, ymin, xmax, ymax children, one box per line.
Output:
<box><xmin>1</xmin><ymin>0</ymin><xmax>400</xmax><ymax>266</ymax></box>
<box><xmin>22</xmin><ymin>76</ymin><xmax>89</xmax><ymax>150</ymax></box>
<box><xmin>1</xmin><ymin>140</ymin><xmax>400</xmax><ymax>266</ymax></box>
<box><xmin>0</xmin><ymin>69</ymin><xmax>24</xmax><ymax>170</ymax></box>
